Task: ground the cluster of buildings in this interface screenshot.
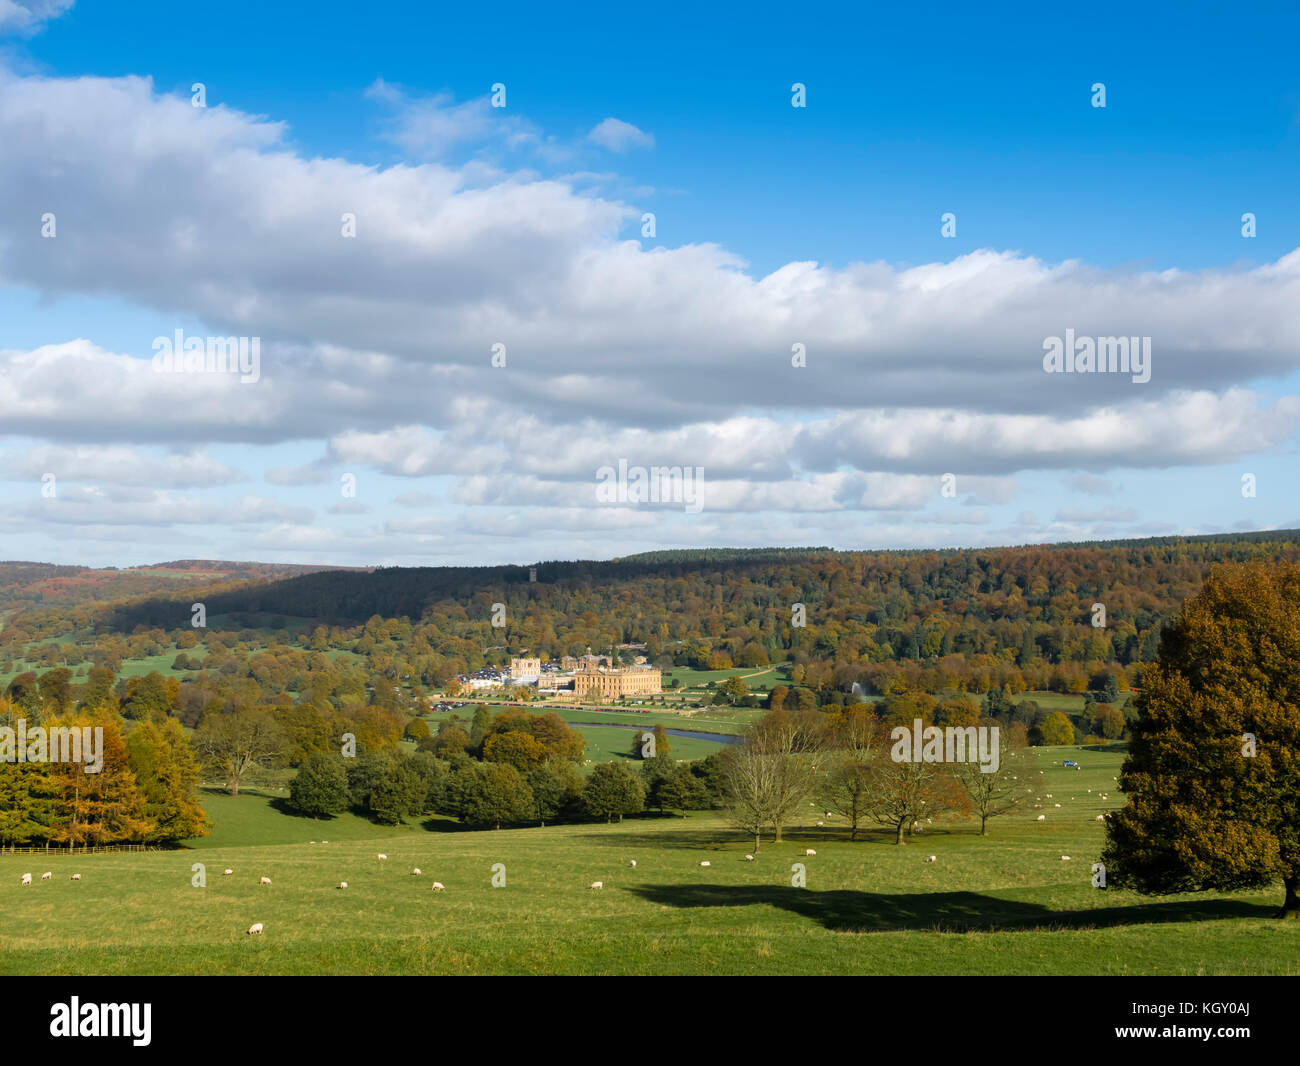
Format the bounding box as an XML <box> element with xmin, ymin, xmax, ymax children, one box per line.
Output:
<box><xmin>505</xmin><ymin>654</ymin><xmax>663</xmax><ymax>698</ymax></box>
<box><xmin>452</xmin><ymin>651</ymin><xmax>663</xmax><ymax>700</ymax></box>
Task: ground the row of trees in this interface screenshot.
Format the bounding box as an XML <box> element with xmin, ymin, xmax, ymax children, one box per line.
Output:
<box><xmin>288</xmin><ymin>748</ymin><xmax>727</xmax><ymax>829</ymax></box>
<box><xmin>721</xmin><ymin>706</ymin><xmax>1025</xmax><ymax>850</ymax></box>
<box><xmin>0</xmin><ymin>702</ymin><xmax>208</xmax><ymax>847</ymax></box>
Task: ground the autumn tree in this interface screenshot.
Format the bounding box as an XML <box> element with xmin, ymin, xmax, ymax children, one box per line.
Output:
<box><xmin>127</xmin><ymin>717</ymin><xmax>209</xmax><ymax>841</ymax></box>
<box><xmin>1103</xmin><ymin>562</ymin><xmax>1300</xmax><ymax>917</ymax></box>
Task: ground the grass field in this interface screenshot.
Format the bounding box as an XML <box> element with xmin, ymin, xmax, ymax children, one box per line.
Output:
<box><xmin>2</xmin><ymin>746</ymin><xmax>1296</xmax><ymax>976</ymax></box>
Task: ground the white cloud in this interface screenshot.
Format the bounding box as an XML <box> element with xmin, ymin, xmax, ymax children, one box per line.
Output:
<box><xmin>0</xmin><ymin>0</ymin><xmax>72</xmax><ymax>35</ymax></box>
<box><xmin>588</xmin><ymin>117</ymin><xmax>654</xmax><ymax>152</ymax></box>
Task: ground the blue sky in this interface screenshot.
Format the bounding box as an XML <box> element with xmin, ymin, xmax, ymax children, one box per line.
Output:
<box><xmin>1</xmin><ymin>0</ymin><xmax>1298</xmax><ymax>566</ymax></box>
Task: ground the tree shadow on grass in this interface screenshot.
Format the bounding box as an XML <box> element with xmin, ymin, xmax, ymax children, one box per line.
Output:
<box><xmin>624</xmin><ymin>883</ymin><xmax>1274</xmax><ymax>933</ymax></box>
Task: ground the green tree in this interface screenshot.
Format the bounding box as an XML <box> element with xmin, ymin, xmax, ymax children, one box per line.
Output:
<box><xmin>462</xmin><ymin>762</ymin><xmax>534</xmax><ymax>829</ymax></box>
<box><xmin>527</xmin><ymin>760</ymin><xmax>584</xmax><ymax>825</ymax></box>
<box><xmin>288</xmin><ymin>752</ymin><xmax>352</xmax><ymax>817</ymax></box>
<box><xmin>717</xmin><ymin>676</ymin><xmax>750</xmax><ymax>706</ymax></box>
<box><xmin>582</xmin><ymin>762</ymin><xmax>645</xmax><ymax>823</ymax></box>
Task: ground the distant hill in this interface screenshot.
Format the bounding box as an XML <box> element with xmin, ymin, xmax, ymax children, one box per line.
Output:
<box><xmin>54</xmin><ymin>528</ymin><xmax>1300</xmax><ymax>635</ymax></box>
<box><xmin>0</xmin><ymin>560</ymin><xmax>360</xmax><ymax>617</ymax></box>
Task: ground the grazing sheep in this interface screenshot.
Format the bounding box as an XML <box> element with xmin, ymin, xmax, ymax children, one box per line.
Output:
<box><xmin>699</xmin><ymin>861</ymin><xmax>711</xmax><ymax>867</ymax></box>
<box><xmin>1095</xmin><ymin>815</ymin><xmax>1105</xmax><ymax>821</ymax></box>
<box><xmin>1054</xmin><ymin>803</ymin><xmax>1061</xmax><ymax>808</ymax></box>
<box><xmin>223</xmin><ymin>869</ymin><xmax>233</xmax><ymax>876</ymax></box>
<box><xmin>432</xmin><ymin>882</ymin><xmax>446</xmax><ymax>891</ymax></box>
<box><xmin>247</xmin><ymin>923</ymin><xmax>264</xmax><ymax>935</ymax></box>
<box><xmin>589</xmin><ymin>882</ymin><xmax>603</xmax><ymax>889</ymax></box>
<box><xmin>71</xmin><ymin>874</ymin><xmax>81</xmax><ymax>881</ymax></box>
<box><xmin>377</xmin><ymin>853</ymin><xmax>388</xmax><ymax>860</ymax></box>
<box><xmin>412</xmin><ymin>868</ymin><xmax>421</xmax><ymax>875</ymax></box>
<box><xmin>260</xmin><ymin>876</ymin><xmax>272</xmax><ymax>885</ymax></box>
<box><xmin>41</xmin><ymin>871</ymin><xmax>52</xmax><ymax>880</ymax></box>
<box><xmin>816</xmin><ymin>821</ymin><xmax>825</xmax><ymax>827</ymax></box>
<box><xmin>20</xmin><ymin>874</ymin><xmax>31</xmax><ymax>886</ymax></box>
<box><xmin>744</xmin><ymin>855</ymin><xmax>755</xmax><ymax>861</ymax></box>
<box><xmin>805</xmin><ymin>849</ymin><xmax>816</xmax><ymax>856</ymax></box>
<box><xmin>338</xmin><ymin>882</ymin><xmax>348</xmax><ymax>889</ymax></box>
<box><xmin>1046</xmin><ymin>794</ymin><xmax>1053</xmax><ymax>798</ymax></box>
<box><xmin>1060</xmin><ymin>855</ymin><xmax>1072</xmax><ymax>861</ymax></box>
<box><xmin>824</xmin><ymin>811</ymin><xmax>831</xmax><ymax>818</ymax></box>
<box><xmin>628</xmin><ymin>860</ymin><xmax>637</xmax><ymax>867</ymax></box>
<box><xmin>1036</xmin><ymin>815</ymin><xmax>1046</xmax><ymax>821</ymax></box>
<box><xmin>925</xmin><ymin>855</ymin><xmax>937</xmax><ymax>862</ymax></box>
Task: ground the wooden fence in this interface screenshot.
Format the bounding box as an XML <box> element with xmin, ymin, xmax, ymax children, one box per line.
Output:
<box><xmin>0</xmin><ymin>844</ymin><xmax>167</xmax><ymax>855</ymax></box>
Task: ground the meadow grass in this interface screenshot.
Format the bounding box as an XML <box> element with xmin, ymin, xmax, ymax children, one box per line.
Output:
<box><xmin>2</xmin><ymin>747</ymin><xmax>1295</xmax><ymax>976</ymax></box>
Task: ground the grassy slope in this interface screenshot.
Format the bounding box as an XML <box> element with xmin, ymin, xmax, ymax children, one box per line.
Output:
<box><xmin>2</xmin><ymin>747</ymin><xmax>1295</xmax><ymax>976</ymax></box>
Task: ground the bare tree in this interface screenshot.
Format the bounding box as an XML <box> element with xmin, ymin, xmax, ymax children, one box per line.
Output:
<box><xmin>722</xmin><ymin>742</ymin><xmax>779</xmax><ymax>852</ymax></box>
<box><xmin>818</xmin><ymin>707</ymin><xmax>879</xmax><ymax>840</ymax></box>
<box><xmin>748</xmin><ymin>708</ymin><xmax>829</xmax><ymax>843</ymax></box>
<box><xmin>954</xmin><ymin>722</ymin><xmax>1023</xmax><ymax>835</ymax></box>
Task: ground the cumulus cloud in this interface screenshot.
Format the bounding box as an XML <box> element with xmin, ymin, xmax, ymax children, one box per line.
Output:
<box><xmin>1</xmin><ymin>67</ymin><xmax>1298</xmax><ymax>563</ymax></box>
<box><xmin>588</xmin><ymin>118</ymin><xmax>654</xmax><ymax>152</ymax></box>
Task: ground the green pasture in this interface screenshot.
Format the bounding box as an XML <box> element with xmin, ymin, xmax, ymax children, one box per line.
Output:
<box><xmin>2</xmin><ymin>747</ymin><xmax>1296</xmax><ymax>976</ymax></box>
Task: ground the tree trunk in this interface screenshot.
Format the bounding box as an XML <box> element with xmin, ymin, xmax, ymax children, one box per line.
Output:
<box><xmin>754</xmin><ymin>831</ymin><xmax>760</xmax><ymax>852</ymax></box>
<box><xmin>229</xmin><ymin>778</ymin><xmax>239</xmax><ymax>797</ymax></box>
<box><xmin>1279</xmin><ymin>873</ymin><xmax>1300</xmax><ymax>919</ymax></box>
<box><xmin>774</xmin><ymin>822</ymin><xmax>783</xmax><ymax>843</ymax></box>
<box><xmin>981</xmin><ymin>814</ymin><xmax>989</xmax><ymax>835</ymax></box>
<box><xmin>896</xmin><ymin>820</ymin><xmax>906</xmax><ymax>844</ymax></box>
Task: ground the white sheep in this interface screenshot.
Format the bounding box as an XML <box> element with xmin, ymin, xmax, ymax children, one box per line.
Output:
<box><xmin>260</xmin><ymin>876</ymin><xmax>272</xmax><ymax>885</ymax></box>
<box><xmin>377</xmin><ymin>853</ymin><xmax>388</xmax><ymax>860</ymax></box>
<box><xmin>20</xmin><ymin>873</ymin><xmax>31</xmax><ymax>886</ymax></box>
<box><xmin>1054</xmin><ymin>803</ymin><xmax>1061</xmax><ymax>808</ymax></box>
<box><xmin>40</xmin><ymin>871</ymin><xmax>52</xmax><ymax>880</ymax></box>
<box><xmin>816</xmin><ymin>821</ymin><xmax>825</xmax><ymax>827</ymax></box>
<box><xmin>589</xmin><ymin>881</ymin><xmax>603</xmax><ymax>889</ymax></box>
<box><xmin>699</xmin><ymin>861</ymin><xmax>711</xmax><ymax>867</ymax></box>
<box><xmin>805</xmin><ymin>849</ymin><xmax>816</xmax><ymax>856</ymax></box>
<box><xmin>925</xmin><ymin>855</ymin><xmax>937</xmax><ymax>862</ymax></box>
<box><xmin>223</xmin><ymin>868</ymin><xmax>233</xmax><ymax>876</ymax></box>
<box><xmin>744</xmin><ymin>855</ymin><xmax>755</xmax><ymax>861</ymax></box>
<box><xmin>432</xmin><ymin>882</ymin><xmax>446</xmax><ymax>891</ymax></box>
<box><xmin>628</xmin><ymin>860</ymin><xmax>636</xmax><ymax>867</ymax></box>
<box><xmin>338</xmin><ymin>881</ymin><xmax>348</xmax><ymax>889</ymax></box>
<box><xmin>1060</xmin><ymin>855</ymin><xmax>1072</xmax><ymax>861</ymax></box>
<box><xmin>412</xmin><ymin>868</ymin><xmax>421</xmax><ymax>875</ymax></box>
<box><xmin>247</xmin><ymin>923</ymin><xmax>264</xmax><ymax>935</ymax></box>
<box><xmin>1095</xmin><ymin>814</ymin><xmax>1105</xmax><ymax>821</ymax></box>
<box><xmin>1036</xmin><ymin>815</ymin><xmax>1046</xmax><ymax>821</ymax></box>
<box><xmin>71</xmin><ymin>874</ymin><xmax>81</xmax><ymax>881</ymax></box>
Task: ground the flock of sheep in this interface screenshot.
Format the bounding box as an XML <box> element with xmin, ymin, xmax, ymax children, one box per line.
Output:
<box><xmin>18</xmin><ymin>871</ymin><xmax>80</xmax><ymax>884</ymax></box>
<box><xmin>20</xmin><ymin>770</ymin><xmax>1123</xmax><ymax>939</ymax></box>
